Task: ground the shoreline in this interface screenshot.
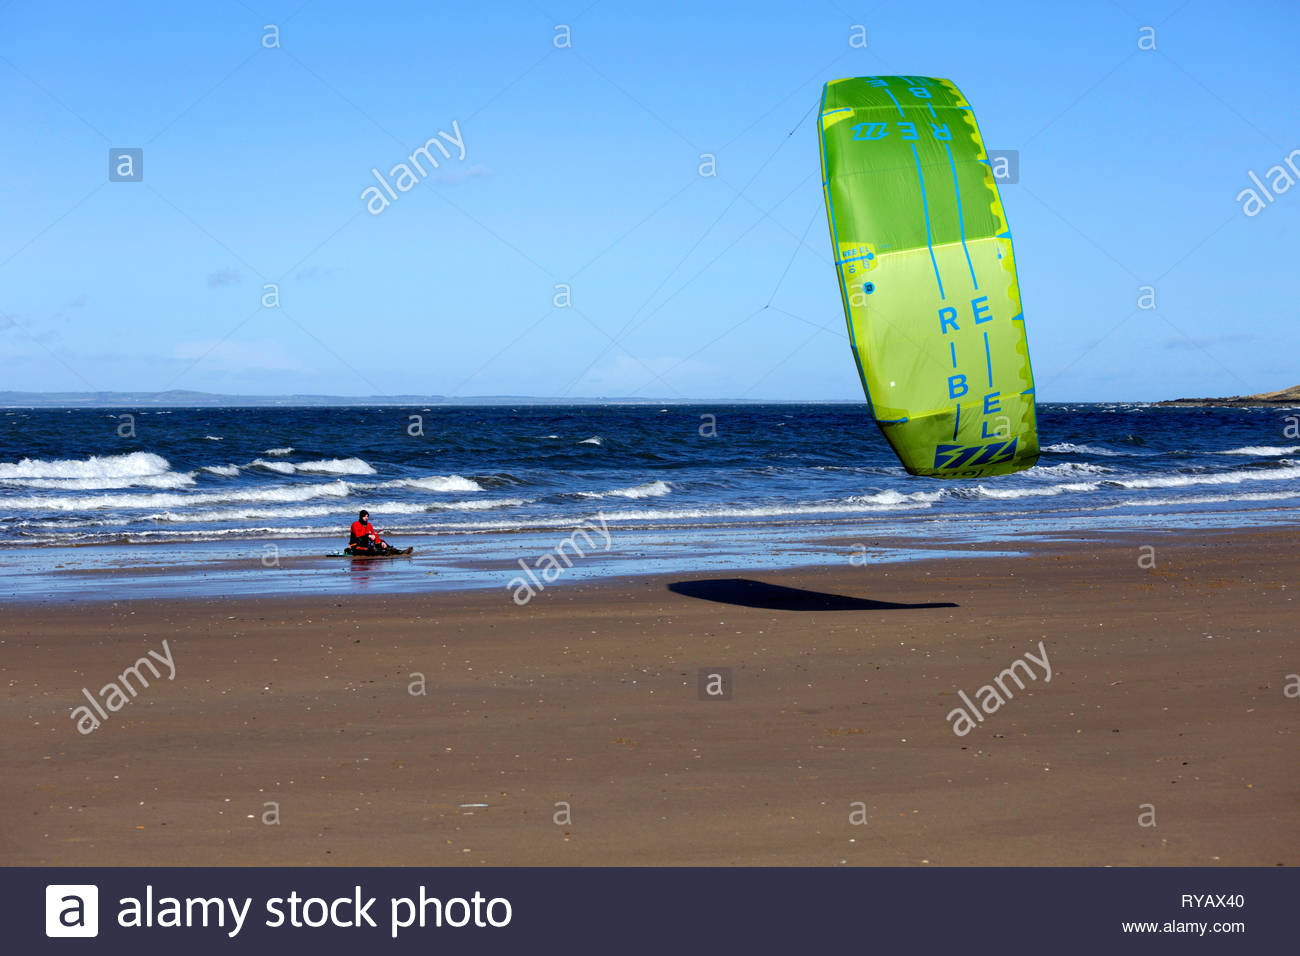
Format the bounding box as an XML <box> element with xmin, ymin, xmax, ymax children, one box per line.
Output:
<box><xmin>5</xmin><ymin>508</ymin><xmax>1300</xmax><ymax>604</ymax></box>
<box><xmin>2</xmin><ymin>526</ymin><xmax>1295</xmax><ymax>865</ymax></box>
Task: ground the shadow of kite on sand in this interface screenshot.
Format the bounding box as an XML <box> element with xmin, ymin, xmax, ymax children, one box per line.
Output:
<box><xmin>667</xmin><ymin>578</ymin><xmax>958</xmax><ymax>612</ymax></box>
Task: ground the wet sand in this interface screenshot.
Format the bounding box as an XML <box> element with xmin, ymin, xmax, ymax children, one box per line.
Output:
<box><xmin>2</xmin><ymin>527</ymin><xmax>1296</xmax><ymax>865</ymax></box>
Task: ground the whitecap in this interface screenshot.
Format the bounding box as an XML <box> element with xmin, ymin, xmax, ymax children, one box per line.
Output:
<box><xmin>0</xmin><ymin>451</ymin><xmax>171</xmax><ymax>480</ymax></box>
<box><xmin>382</xmin><ymin>475</ymin><xmax>483</xmax><ymax>493</ymax></box>
<box><xmin>576</xmin><ymin>481</ymin><xmax>671</xmax><ymax>499</ymax></box>
<box><xmin>846</xmin><ymin>489</ymin><xmax>946</xmax><ymax>505</ymax></box>
<box><xmin>1215</xmin><ymin>445</ymin><xmax>1300</xmax><ymax>457</ymax></box>
<box><xmin>1031</xmin><ymin>462</ymin><xmax>1112</xmax><ymax>477</ymax></box>
<box><xmin>972</xmin><ymin>481</ymin><xmax>1102</xmax><ymax>499</ymax></box>
<box><xmin>1113</xmin><ymin>465</ymin><xmax>1300</xmax><ymax>490</ymax></box>
<box><xmin>250</xmin><ymin>457</ymin><xmax>375</xmax><ymax>476</ymax></box>
<box><xmin>1043</xmin><ymin>442</ymin><xmax>1130</xmax><ymax>457</ymax></box>
<box><xmin>1</xmin><ymin>472</ymin><xmax>196</xmax><ymax>491</ymax></box>
<box><xmin>6</xmin><ymin>479</ymin><xmax>354</xmax><ymax>512</ymax></box>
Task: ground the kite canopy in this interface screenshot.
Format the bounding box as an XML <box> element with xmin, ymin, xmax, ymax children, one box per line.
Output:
<box><xmin>818</xmin><ymin>76</ymin><xmax>1038</xmax><ymax>478</ymax></box>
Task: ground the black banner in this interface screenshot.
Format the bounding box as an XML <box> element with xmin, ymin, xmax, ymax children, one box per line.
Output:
<box><xmin>9</xmin><ymin>867</ymin><xmax>1293</xmax><ymax>952</ymax></box>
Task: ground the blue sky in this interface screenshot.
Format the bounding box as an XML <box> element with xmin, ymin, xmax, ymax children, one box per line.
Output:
<box><xmin>2</xmin><ymin>0</ymin><xmax>1297</xmax><ymax>401</ymax></box>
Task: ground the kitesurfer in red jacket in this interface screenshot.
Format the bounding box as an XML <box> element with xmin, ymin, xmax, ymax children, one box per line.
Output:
<box><xmin>348</xmin><ymin>509</ymin><xmax>399</xmax><ymax>554</ymax></box>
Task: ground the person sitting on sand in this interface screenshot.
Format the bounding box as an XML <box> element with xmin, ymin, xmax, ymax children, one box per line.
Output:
<box><xmin>348</xmin><ymin>509</ymin><xmax>398</xmax><ymax>555</ymax></box>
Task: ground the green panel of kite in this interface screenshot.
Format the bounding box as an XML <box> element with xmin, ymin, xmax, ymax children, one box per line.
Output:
<box><xmin>818</xmin><ymin>75</ymin><xmax>1039</xmax><ymax>478</ymax></box>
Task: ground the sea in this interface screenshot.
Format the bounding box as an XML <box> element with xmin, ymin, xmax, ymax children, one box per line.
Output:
<box><xmin>2</xmin><ymin>403</ymin><xmax>1298</xmax><ymax>599</ymax></box>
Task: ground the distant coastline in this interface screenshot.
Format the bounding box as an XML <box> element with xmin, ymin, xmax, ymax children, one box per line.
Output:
<box><xmin>1156</xmin><ymin>385</ymin><xmax>1300</xmax><ymax>407</ymax></box>
<box><xmin>0</xmin><ymin>389</ymin><xmax>769</xmax><ymax>408</ymax></box>
<box><xmin>3</xmin><ymin>387</ymin><xmax>1299</xmax><ymax>408</ymax></box>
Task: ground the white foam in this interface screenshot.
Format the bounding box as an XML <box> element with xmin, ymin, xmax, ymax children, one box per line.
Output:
<box><xmin>1031</xmin><ymin>462</ymin><xmax>1111</xmax><ymax>477</ymax></box>
<box><xmin>201</xmin><ymin>464</ymin><xmax>241</xmax><ymax>477</ymax></box>
<box><xmin>1121</xmin><ymin>490</ymin><xmax>1300</xmax><ymax>508</ymax></box>
<box><xmin>2</xmin><ymin>472</ymin><xmax>197</xmax><ymax>491</ymax></box>
<box><xmin>382</xmin><ymin>475</ymin><xmax>484</xmax><ymax>493</ymax></box>
<box><xmin>301</xmin><ymin>458</ymin><xmax>375</xmax><ymax>475</ymax></box>
<box><xmin>1113</xmin><ymin>465</ymin><xmax>1300</xmax><ymax>490</ymax></box>
<box><xmin>578</xmin><ymin>436</ymin><xmax>603</xmax><ymax>445</ymax></box>
<box><xmin>973</xmin><ymin>481</ymin><xmax>1102</xmax><ymax>499</ymax></box>
<box><xmin>1043</xmin><ymin>442</ymin><xmax>1131</xmax><ymax>457</ymax></box>
<box><xmin>204</xmin><ymin>435</ymin><xmax>223</xmax><ymax>441</ymax></box>
<box><xmin>598</xmin><ymin>497</ymin><xmax>938</xmax><ymax>521</ymax></box>
<box><xmin>0</xmin><ymin>451</ymin><xmax>172</xmax><ymax>480</ymax></box>
<box><xmin>144</xmin><ymin>495</ymin><xmax>527</xmax><ymax>524</ymax></box>
<box><xmin>1216</xmin><ymin>445</ymin><xmax>1300</xmax><ymax>456</ymax></box>
<box><xmin>250</xmin><ymin>457</ymin><xmax>375</xmax><ymax>476</ymax></box>
<box><xmin>7</xmin><ymin>479</ymin><xmax>354</xmax><ymax>512</ymax></box>
<box><xmin>264</xmin><ymin>447</ymin><xmax>294</xmax><ymax>456</ymax></box>
<box><xmin>846</xmin><ymin>488</ymin><xmax>946</xmax><ymax>505</ymax></box>
<box><xmin>432</xmin><ymin>497</ymin><xmax>527</xmax><ymax>511</ymax></box>
<box><xmin>74</xmin><ymin>526</ymin><xmax>325</xmax><ymax>542</ymax></box>
<box><xmin>338</xmin><ymin>500</ymin><xmax>943</xmax><ymax>534</ymax></box>
<box><xmin>577</xmin><ymin>481</ymin><xmax>671</xmax><ymax>499</ymax></box>
<box><xmin>149</xmin><ymin>504</ymin><xmax>343</xmax><ymax>523</ymax></box>
<box><xmin>375</xmin><ymin>498</ymin><xmax>521</xmax><ymax>514</ymax></box>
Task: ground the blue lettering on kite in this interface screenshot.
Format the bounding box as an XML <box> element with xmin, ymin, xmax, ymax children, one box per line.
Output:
<box><xmin>948</xmin><ymin>374</ymin><xmax>968</xmax><ymax>399</ymax></box>
<box><xmin>983</xmin><ymin>391</ymin><xmax>1002</xmax><ymax>414</ymax></box>
<box><xmin>851</xmin><ymin>122</ymin><xmax>889</xmax><ymax>141</ymax></box>
<box><xmin>972</xmin><ymin>295</ymin><xmax>993</xmax><ymax>324</ymax></box>
<box><xmin>930</xmin><ymin>123</ymin><xmax>951</xmax><ymax>141</ymax></box>
<box><xmin>939</xmin><ymin>306</ymin><xmax>958</xmax><ymax>333</ymax></box>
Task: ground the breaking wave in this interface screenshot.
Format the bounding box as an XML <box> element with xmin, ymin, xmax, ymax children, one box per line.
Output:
<box><xmin>1215</xmin><ymin>445</ymin><xmax>1300</xmax><ymax>456</ymax></box>
<box><xmin>381</xmin><ymin>475</ymin><xmax>483</xmax><ymax>493</ymax></box>
<box><xmin>6</xmin><ymin>480</ymin><xmax>354</xmax><ymax>512</ymax></box>
<box><xmin>0</xmin><ymin>451</ymin><xmax>172</xmax><ymax>480</ymax></box>
<box><xmin>576</xmin><ymin>480</ymin><xmax>671</xmax><ymax>499</ymax></box>
<box><xmin>1043</xmin><ymin>442</ymin><xmax>1134</xmax><ymax>457</ymax></box>
<box><xmin>250</xmin><ymin>457</ymin><xmax>375</xmax><ymax>476</ymax></box>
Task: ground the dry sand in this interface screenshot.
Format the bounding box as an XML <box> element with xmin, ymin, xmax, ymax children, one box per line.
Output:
<box><xmin>2</xmin><ymin>528</ymin><xmax>1296</xmax><ymax>866</ymax></box>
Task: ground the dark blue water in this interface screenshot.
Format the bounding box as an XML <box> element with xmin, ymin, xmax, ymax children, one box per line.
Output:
<box><xmin>2</xmin><ymin>403</ymin><xmax>1299</xmax><ymax>550</ymax></box>
<box><xmin>2</xmin><ymin>400</ymin><xmax>1300</xmax><ymax>546</ymax></box>
<box><xmin>2</xmin><ymin>402</ymin><xmax>1296</xmax><ymax>601</ymax></box>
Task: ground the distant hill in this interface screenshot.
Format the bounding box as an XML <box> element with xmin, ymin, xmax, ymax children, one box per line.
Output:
<box><xmin>1158</xmin><ymin>385</ymin><xmax>1300</xmax><ymax>407</ymax></box>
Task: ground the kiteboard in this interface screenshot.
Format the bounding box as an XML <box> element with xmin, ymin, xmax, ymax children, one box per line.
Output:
<box><xmin>328</xmin><ymin>547</ymin><xmax>414</xmax><ymax>558</ymax></box>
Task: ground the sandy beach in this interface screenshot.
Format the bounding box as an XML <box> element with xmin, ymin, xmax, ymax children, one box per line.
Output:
<box><xmin>2</xmin><ymin>527</ymin><xmax>1295</xmax><ymax>866</ymax></box>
